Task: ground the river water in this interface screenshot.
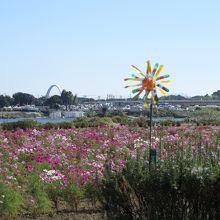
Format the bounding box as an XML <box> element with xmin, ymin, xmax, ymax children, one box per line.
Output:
<box><xmin>0</xmin><ymin>117</ymin><xmax>73</xmax><ymax>124</ymax></box>
<box><xmin>0</xmin><ymin>117</ymin><xmax>185</xmax><ymax>124</ymax></box>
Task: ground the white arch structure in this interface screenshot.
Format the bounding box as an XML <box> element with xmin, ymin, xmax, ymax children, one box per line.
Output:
<box><xmin>46</xmin><ymin>85</ymin><xmax>62</xmax><ymax>98</ymax></box>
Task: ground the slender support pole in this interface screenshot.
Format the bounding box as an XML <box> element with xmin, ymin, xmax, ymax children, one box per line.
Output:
<box><xmin>149</xmin><ymin>103</ymin><xmax>153</xmax><ymax>148</ymax></box>
<box><xmin>149</xmin><ymin>103</ymin><xmax>156</xmax><ymax>167</ymax></box>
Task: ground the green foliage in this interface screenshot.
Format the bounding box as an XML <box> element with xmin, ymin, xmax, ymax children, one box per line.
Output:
<box><xmin>1</xmin><ymin>119</ymin><xmax>40</xmax><ymax>130</ymax></box>
<box><xmin>100</xmin><ymin>158</ymin><xmax>220</xmax><ymax>219</ymax></box>
<box><xmin>112</xmin><ymin>115</ymin><xmax>128</xmax><ymax>125</ymax></box>
<box><xmin>1</xmin><ymin>120</ymin><xmax>74</xmax><ymax>130</ymax></box>
<box><xmin>62</xmin><ymin>181</ymin><xmax>83</xmax><ymax>210</ymax></box>
<box><xmin>195</xmin><ymin>119</ymin><xmax>220</xmax><ymax>126</ymax></box>
<box><xmin>34</xmin><ymin>96</ymin><xmax>46</xmax><ymax>106</ymax></box>
<box><xmin>27</xmin><ymin>174</ymin><xmax>52</xmax><ymax>214</ymax></box>
<box><xmin>159</xmin><ymin>120</ymin><xmax>173</xmax><ymax>126</ymax></box>
<box><xmin>130</xmin><ymin>116</ymin><xmax>148</xmax><ymax>127</ymax></box>
<box><xmin>0</xmin><ymin>182</ymin><xmax>22</xmax><ymax>219</ymax></box>
<box><xmin>152</xmin><ymin>108</ymin><xmax>186</xmax><ymax>118</ymax></box>
<box><xmin>212</xmin><ymin>90</ymin><xmax>220</xmax><ymax>99</ymax></box>
<box><xmin>61</xmin><ymin>90</ymin><xmax>77</xmax><ymax>110</ymax></box>
<box><xmin>43</xmin><ymin>121</ymin><xmax>73</xmax><ymax>129</ymax></box>
<box><xmin>0</xmin><ymin>95</ymin><xmax>13</xmax><ymax>107</ymax></box>
<box><xmin>73</xmin><ymin>116</ymin><xmax>113</xmax><ymax>128</ymax></box>
<box><xmin>45</xmin><ymin>95</ymin><xmax>62</xmax><ymax>109</ymax></box>
<box><xmin>73</xmin><ymin>117</ymin><xmax>89</xmax><ymax>128</ymax></box>
<box><xmin>160</xmin><ymin>94</ymin><xmax>187</xmax><ymax>100</ymax></box>
<box><xmin>186</xmin><ymin>106</ymin><xmax>220</xmax><ymax>125</ymax></box>
<box><xmin>99</xmin><ymin>117</ymin><xmax>113</xmax><ymax>125</ymax></box>
<box><xmin>13</xmin><ymin>92</ymin><xmax>36</xmax><ymax>105</ymax></box>
<box><xmin>101</xmin><ymin>106</ymin><xmax>108</xmax><ymax>116</ymax></box>
<box><xmin>44</xmin><ymin>182</ymin><xmax>63</xmax><ymax>212</ymax></box>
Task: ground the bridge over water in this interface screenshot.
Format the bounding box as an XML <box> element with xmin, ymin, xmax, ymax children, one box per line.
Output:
<box><xmin>89</xmin><ymin>99</ymin><xmax>220</xmax><ymax>106</ymax></box>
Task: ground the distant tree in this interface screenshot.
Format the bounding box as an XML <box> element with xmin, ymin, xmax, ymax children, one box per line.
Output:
<box><xmin>191</xmin><ymin>94</ymin><xmax>211</xmax><ymax>100</ymax></box>
<box><xmin>13</xmin><ymin>92</ymin><xmax>36</xmax><ymax>105</ymax></box>
<box><xmin>34</xmin><ymin>96</ymin><xmax>47</xmax><ymax>106</ymax></box>
<box><xmin>0</xmin><ymin>95</ymin><xmax>13</xmax><ymax>107</ymax></box>
<box><xmin>77</xmin><ymin>97</ymin><xmax>94</xmax><ymax>103</ymax></box>
<box><xmin>160</xmin><ymin>95</ymin><xmax>187</xmax><ymax>100</ymax></box>
<box><xmin>101</xmin><ymin>105</ymin><xmax>108</xmax><ymax>116</ymax></box>
<box><xmin>212</xmin><ymin>90</ymin><xmax>220</xmax><ymax>99</ymax></box>
<box><xmin>0</xmin><ymin>96</ymin><xmax>7</xmax><ymax>108</ymax></box>
<box><xmin>203</xmin><ymin>94</ymin><xmax>211</xmax><ymax>100</ymax></box>
<box><xmin>45</xmin><ymin>95</ymin><xmax>62</xmax><ymax>109</ymax></box>
<box><xmin>191</xmin><ymin>95</ymin><xmax>204</xmax><ymax>100</ymax></box>
<box><xmin>61</xmin><ymin>90</ymin><xmax>77</xmax><ymax>110</ymax></box>
<box><xmin>72</xmin><ymin>94</ymin><xmax>78</xmax><ymax>105</ymax></box>
<box><xmin>6</xmin><ymin>95</ymin><xmax>14</xmax><ymax>106</ymax></box>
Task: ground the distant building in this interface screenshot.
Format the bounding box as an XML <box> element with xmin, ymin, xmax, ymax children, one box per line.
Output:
<box><xmin>49</xmin><ymin>111</ymin><xmax>62</xmax><ymax>118</ymax></box>
<box><xmin>63</xmin><ymin>111</ymin><xmax>84</xmax><ymax>118</ymax></box>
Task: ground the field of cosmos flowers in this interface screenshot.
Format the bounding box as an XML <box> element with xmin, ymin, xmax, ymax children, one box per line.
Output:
<box><xmin>0</xmin><ymin>123</ymin><xmax>220</xmax><ymax>219</ymax></box>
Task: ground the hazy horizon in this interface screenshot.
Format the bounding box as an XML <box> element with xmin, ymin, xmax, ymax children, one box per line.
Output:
<box><xmin>0</xmin><ymin>1</ymin><xmax>220</xmax><ymax>99</ymax></box>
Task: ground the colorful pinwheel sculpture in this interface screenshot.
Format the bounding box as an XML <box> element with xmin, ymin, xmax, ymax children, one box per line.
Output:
<box><xmin>124</xmin><ymin>60</ymin><xmax>170</xmax><ymax>107</ymax></box>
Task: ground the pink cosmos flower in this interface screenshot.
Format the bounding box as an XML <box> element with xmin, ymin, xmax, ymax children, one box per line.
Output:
<box><xmin>25</xmin><ymin>162</ymin><xmax>33</xmax><ymax>171</ymax></box>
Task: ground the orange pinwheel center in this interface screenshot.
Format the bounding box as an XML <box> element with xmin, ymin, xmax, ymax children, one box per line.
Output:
<box><xmin>142</xmin><ymin>76</ymin><xmax>156</xmax><ymax>90</ymax></box>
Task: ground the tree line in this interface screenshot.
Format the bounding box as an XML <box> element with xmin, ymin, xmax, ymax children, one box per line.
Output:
<box><xmin>0</xmin><ymin>90</ymin><xmax>78</xmax><ymax>110</ymax></box>
<box><xmin>2</xmin><ymin>89</ymin><xmax>220</xmax><ymax>109</ymax></box>
<box><xmin>159</xmin><ymin>90</ymin><xmax>220</xmax><ymax>101</ymax></box>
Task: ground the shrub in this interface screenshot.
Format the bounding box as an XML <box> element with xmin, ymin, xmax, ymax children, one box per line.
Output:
<box><xmin>62</xmin><ymin>181</ymin><xmax>83</xmax><ymax>211</ymax></box>
<box><xmin>112</xmin><ymin>115</ymin><xmax>128</xmax><ymax>125</ymax></box>
<box><xmin>131</xmin><ymin>116</ymin><xmax>148</xmax><ymax>127</ymax></box>
<box><xmin>42</xmin><ymin>122</ymin><xmax>55</xmax><ymax>129</ymax></box>
<box><xmin>57</xmin><ymin>121</ymin><xmax>73</xmax><ymax>129</ymax></box>
<box><xmin>176</xmin><ymin>121</ymin><xmax>181</xmax><ymax>126</ymax></box>
<box><xmin>0</xmin><ymin>182</ymin><xmax>22</xmax><ymax>219</ymax></box>
<box><xmin>73</xmin><ymin>117</ymin><xmax>89</xmax><ymax>128</ymax></box>
<box><xmin>1</xmin><ymin>119</ymin><xmax>40</xmax><ymax>130</ymax></box>
<box><xmin>100</xmin><ymin>158</ymin><xmax>220</xmax><ymax>219</ymax></box>
<box><xmin>99</xmin><ymin>117</ymin><xmax>113</xmax><ymax>125</ymax></box>
<box><xmin>27</xmin><ymin>174</ymin><xmax>52</xmax><ymax>215</ymax></box>
<box><xmin>43</xmin><ymin>121</ymin><xmax>73</xmax><ymax>129</ymax></box>
<box><xmin>73</xmin><ymin>116</ymin><xmax>113</xmax><ymax>128</ymax></box>
<box><xmin>159</xmin><ymin>120</ymin><xmax>173</xmax><ymax>126</ymax></box>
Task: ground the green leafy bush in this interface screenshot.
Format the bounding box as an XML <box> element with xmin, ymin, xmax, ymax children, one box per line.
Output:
<box><xmin>98</xmin><ymin>117</ymin><xmax>113</xmax><ymax>125</ymax></box>
<box><xmin>73</xmin><ymin>116</ymin><xmax>113</xmax><ymax>128</ymax></box>
<box><xmin>62</xmin><ymin>181</ymin><xmax>83</xmax><ymax>211</ymax></box>
<box><xmin>100</xmin><ymin>158</ymin><xmax>220</xmax><ymax>219</ymax></box>
<box><xmin>0</xmin><ymin>182</ymin><xmax>22</xmax><ymax>219</ymax></box>
<box><xmin>27</xmin><ymin>174</ymin><xmax>52</xmax><ymax>215</ymax></box>
<box><xmin>159</xmin><ymin>120</ymin><xmax>173</xmax><ymax>126</ymax></box>
<box><xmin>1</xmin><ymin>119</ymin><xmax>40</xmax><ymax>130</ymax></box>
<box><xmin>130</xmin><ymin>116</ymin><xmax>148</xmax><ymax>127</ymax></box>
<box><xmin>194</xmin><ymin>119</ymin><xmax>220</xmax><ymax>126</ymax></box>
<box><xmin>73</xmin><ymin>117</ymin><xmax>89</xmax><ymax>128</ymax></box>
<box><xmin>43</xmin><ymin>121</ymin><xmax>73</xmax><ymax>129</ymax></box>
<box><xmin>112</xmin><ymin>115</ymin><xmax>128</xmax><ymax>125</ymax></box>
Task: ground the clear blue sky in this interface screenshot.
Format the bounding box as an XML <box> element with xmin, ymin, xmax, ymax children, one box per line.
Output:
<box><xmin>0</xmin><ymin>0</ymin><xmax>219</xmax><ymax>99</ymax></box>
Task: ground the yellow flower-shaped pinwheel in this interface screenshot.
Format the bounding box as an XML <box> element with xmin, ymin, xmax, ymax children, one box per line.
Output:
<box><xmin>124</xmin><ymin>60</ymin><xmax>170</xmax><ymax>107</ymax></box>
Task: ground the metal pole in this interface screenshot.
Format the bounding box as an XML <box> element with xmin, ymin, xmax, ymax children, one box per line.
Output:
<box><xmin>149</xmin><ymin>103</ymin><xmax>156</xmax><ymax>167</ymax></box>
<box><xmin>149</xmin><ymin>103</ymin><xmax>153</xmax><ymax>148</ymax></box>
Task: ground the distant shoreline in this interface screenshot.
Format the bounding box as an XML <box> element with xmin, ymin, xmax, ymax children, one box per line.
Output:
<box><xmin>0</xmin><ymin>111</ymin><xmax>43</xmax><ymax>119</ymax></box>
